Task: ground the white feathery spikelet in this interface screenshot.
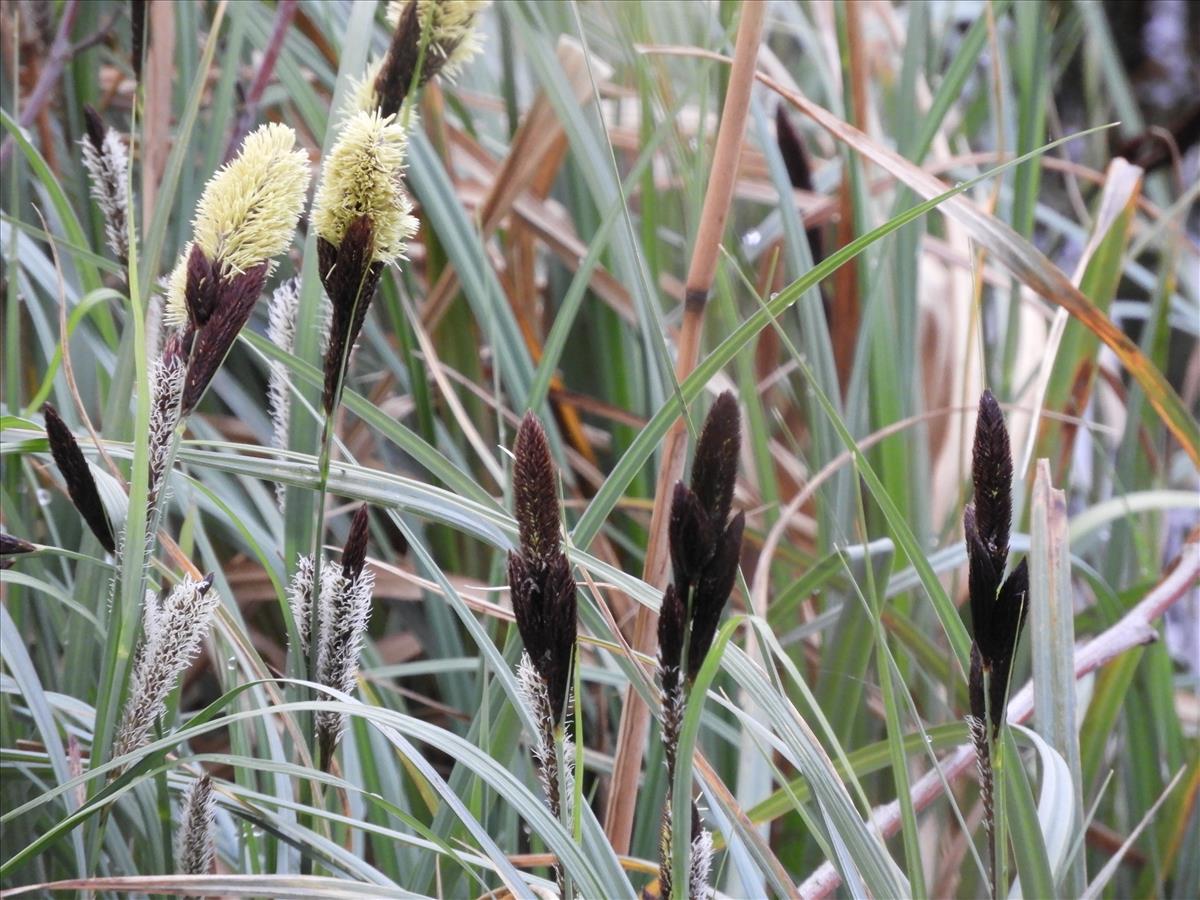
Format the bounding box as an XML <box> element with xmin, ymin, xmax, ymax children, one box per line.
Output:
<box><xmin>79</xmin><ymin>108</ymin><xmax>130</xmax><ymax>263</ymax></box>
<box><xmin>689</xmin><ymin>826</ymin><xmax>715</xmax><ymax>900</ymax></box>
<box><xmin>517</xmin><ymin>652</ymin><xmax>555</xmax><ymax>792</ymax></box>
<box><xmin>266</xmin><ymin>277</ymin><xmax>301</xmax><ymax>508</ymax></box>
<box><xmin>113</xmin><ymin>574</ymin><xmax>219</xmax><ymax>762</ymax></box>
<box><xmin>314</xmin><ymin>564</ymin><xmax>374</xmax><ymax>758</ymax></box>
<box><xmin>147</xmin><ymin>346</ymin><xmax>186</xmax><ymax>507</ymax></box>
<box><xmin>175</xmin><ymin>774</ymin><xmax>216</xmax><ymax>877</ymax></box>
<box><xmin>287</xmin><ymin>554</ymin><xmax>315</xmax><ymax>656</ymax></box>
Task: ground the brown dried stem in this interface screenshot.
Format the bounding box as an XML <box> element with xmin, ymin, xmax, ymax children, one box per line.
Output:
<box><xmin>603</xmin><ymin>0</ymin><xmax>766</xmax><ymax>855</ymax></box>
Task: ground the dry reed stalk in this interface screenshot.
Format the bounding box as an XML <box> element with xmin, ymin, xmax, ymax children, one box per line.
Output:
<box><xmin>603</xmin><ymin>0</ymin><xmax>766</xmax><ymax>856</ymax></box>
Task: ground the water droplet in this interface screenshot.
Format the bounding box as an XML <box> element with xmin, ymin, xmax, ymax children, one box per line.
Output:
<box><xmin>36</xmin><ymin>488</ymin><xmax>51</xmax><ymax>507</ymax></box>
<box><xmin>226</xmin><ymin>656</ymin><xmax>237</xmax><ymax>670</ymax></box>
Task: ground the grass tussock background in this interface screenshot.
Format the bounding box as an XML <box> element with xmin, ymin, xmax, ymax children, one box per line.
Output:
<box><xmin>1</xmin><ymin>1</ymin><xmax>1198</xmax><ymax>897</ymax></box>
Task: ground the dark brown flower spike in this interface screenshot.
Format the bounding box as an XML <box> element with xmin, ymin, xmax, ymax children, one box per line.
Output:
<box><xmin>507</xmin><ymin>412</ymin><xmax>577</xmax><ymax>896</ymax></box>
<box><xmin>318</xmin><ymin>217</ymin><xmax>386</xmax><ymax>413</ymax></box>
<box><xmin>374</xmin><ymin>0</ymin><xmax>424</xmax><ymax>117</ymax></box>
<box><xmin>661</xmin><ymin>391</ymin><xmax>744</xmax><ymax>682</ymax></box>
<box><xmin>341</xmin><ymin>504</ymin><xmax>370</xmax><ymax>583</ymax></box>
<box><xmin>507</xmin><ymin>413</ymin><xmax>577</xmax><ymax>723</ymax></box>
<box><xmin>82</xmin><ymin>104</ymin><xmax>106</xmax><ymax>157</ymax></box>
<box><xmin>964</xmin><ymin>390</ymin><xmax>1028</xmax><ymax>735</ymax></box>
<box><xmin>1</xmin><ymin>533</ymin><xmax>36</xmax><ymax>556</ymax></box>
<box><xmin>655</xmin><ymin>392</ymin><xmax>743</xmax><ymax>900</ymax></box>
<box><xmin>180</xmin><ymin>262</ymin><xmax>269</xmax><ymax>416</ymax></box>
<box><xmin>41</xmin><ymin>403</ymin><xmax>117</xmax><ymax>554</ymax></box>
<box><xmin>130</xmin><ymin>0</ymin><xmax>147</xmax><ymax>82</ymax></box>
<box><xmin>1</xmin><ymin>533</ymin><xmax>37</xmax><ymax>569</ymax></box>
<box><xmin>963</xmin><ymin>390</ymin><xmax>1027</xmax><ymax>900</ymax></box>
<box><xmin>689</xmin><ymin>391</ymin><xmax>741</xmax><ymax>531</ymax></box>
<box><xmin>512</xmin><ymin>412</ymin><xmax>565</xmax><ymax>568</ymax></box>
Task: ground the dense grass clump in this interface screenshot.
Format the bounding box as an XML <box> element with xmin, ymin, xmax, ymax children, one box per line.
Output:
<box><xmin>2</xmin><ymin>2</ymin><xmax>1197</xmax><ymax>898</ymax></box>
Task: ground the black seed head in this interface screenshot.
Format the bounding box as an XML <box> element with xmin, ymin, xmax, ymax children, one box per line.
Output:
<box><xmin>686</xmin><ymin>512</ymin><xmax>744</xmax><ymax>680</ymax></box>
<box><xmin>82</xmin><ymin>104</ymin><xmax>106</xmax><ymax>155</ymax></box>
<box><xmin>41</xmin><ymin>403</ymin><xmax>116</xmax><ymax>553</ymax></box>
<box><xmin>970</xmin><ymin>390</ymin><xmax>1012</xmax><ymax>568</ymax></box>
<box><xmin>657</xmin><ymin>582</ymin><xmax>686</xmax><ymax>680</ymax></box>
<box><xmin>320</xmin><ymin>216</ymin><xmax>383</xmax><ymax>413</ymax></box>
<box><xmin>690</xmin><ymin>391</ymin><xmax>740</xmax><ymax>529</ymax></box>
<box><xmin>668</xmin><ymin>482</ymin><xmax>713</xmax><ymax>590</ymax></box>
<box><xmin>180</xmin><ymin>262</ymin><xmax>269</xmax><ymax>415</ymax></box>
<box><xmin>342</xmin><ymin>504</ymin><xmax>370</xmax><ymax>583</ymax></box>
<box><xmin>512</xmin><ymin>413</ymin><xmax>562</xmax><ymax>567</ymax></box>
<box><xmin>1</xmin><ymin>533</ymin><xmax>36</xmax><ymax>556</ymax></box>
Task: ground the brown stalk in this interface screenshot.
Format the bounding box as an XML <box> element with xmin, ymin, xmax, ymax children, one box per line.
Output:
<box><xmin>602</xmin><ymin>0</ymin><xmax>766</xmax><ymax>855</ymax></box>
<box><xmin>800</xmin><ymin>535</ymin><xmax>1200</xmax><ymax>897</ymax></box>
<box><xmin>640</xmin><ymin>43</ymin><xmax>1200</xmax><ymax>464</ymax></box>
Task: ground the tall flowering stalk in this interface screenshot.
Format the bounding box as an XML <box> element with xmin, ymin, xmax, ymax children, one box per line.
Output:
<box><xmin>963</xmin><ymin>390</ymin><xmax>1029</xmax><ymax>900</ymax></box>
<box><xmin>285</xmin><ymin>505</ymin><xmax>375</xmax><ymax>772</ymax></box>
<box><xmin>507</xmin><ymin>413</ymin><xmax>577</xmax><ymax>896</ymax></box>
<box><xmin>300</xmin><ymin>108</ymin><xmax>414</xmax><ymax>696</ymax></box>
<box><xmin>353</xmin><ymin>0</ymin><xmax>490</xmax><ymax>116</ymax></box>
<box><xmin>656</xmin><ymin>392</ymin><xmax>743</xmax><ymax>900</ymax></box>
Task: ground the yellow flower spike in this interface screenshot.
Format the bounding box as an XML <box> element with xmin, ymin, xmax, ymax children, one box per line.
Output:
<box><xmin>162</xmin><ymin>244</ymin><xmax>192</xmax><ymax>329</ymax></box>
<box><xmin>311</xmin><ymin>110</ymin><xmax>417</xmax><ymax>266</ymax></box>
<box><xmin>349</xmin><ymin>58</ymin><xmax>387</xmax><ymax>115</ymax></box>
<box><xmin>191</xmin><ymin>123</ymin><xmax>311</xmax><ymax>276</ymax></box>
<box><xmin>386</xmin><ymin>0</ymin><xmax>490</xmax><ymax>81</ymax></box>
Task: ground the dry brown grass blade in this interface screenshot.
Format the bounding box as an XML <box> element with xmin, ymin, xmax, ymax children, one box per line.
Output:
<box><xmin>1018</xmin><ymin>157</ymin><xmax>1144</xmax><ymax>475</ymax></box>
<box><xmin>420</xmin><ymin>37</ymin><xmax>608</xmax><ymax>331</ymax></box>
<box><xmin>642</xmin><ymin>44</ymin><xmax>1200</xmax><ymax>466</ymax></box>
<box><xmin>603</xmin><ymin>0</ymin><xmax>768</xmax><ymax>856</ymax></box>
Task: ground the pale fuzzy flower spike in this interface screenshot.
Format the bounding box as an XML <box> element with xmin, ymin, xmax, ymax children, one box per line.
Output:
<box><xmin>314</xmin><ymin>506</ymin><xmax>375</xmax><ymax>771</ymax></box>
<box><xmin>113</xmin><ymin>574</ymin><xmax>220</xmax><ymax>765</ymax></box>
<box><xmin>175</xmin><ymin>774</ymin><xmax>216</xmax><ymax>877</ymax></box>
<box><xmin>191</xmin><ymin>123</ymin><xmax>310</xmax><ymax>276</ymax></box>
<box><xmin>79</xmin><ymin>104</ymin><xmax>130</xmax><ymax>264</ymax></box>
<box><xmin>311</xmin><ymin>110</ymin><xmax>416</xmax><ymax>266</ymax></box>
